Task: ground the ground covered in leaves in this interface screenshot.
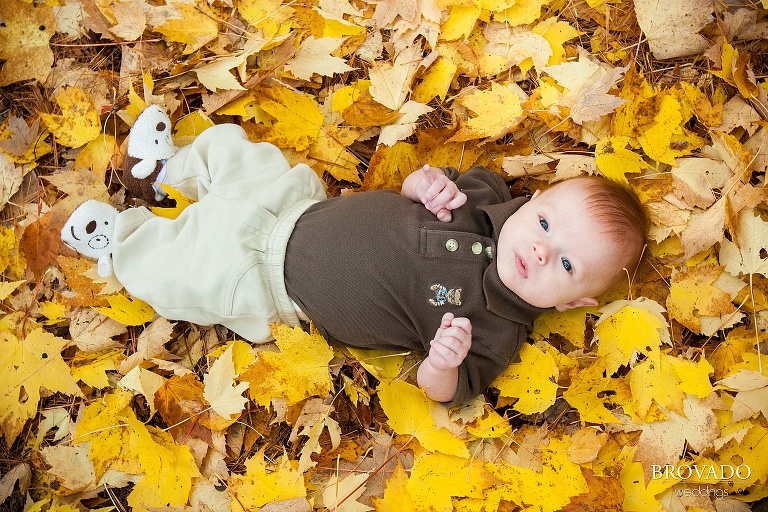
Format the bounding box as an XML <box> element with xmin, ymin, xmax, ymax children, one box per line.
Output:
<box><xmin>1</xmin><ymin>0</ymin><xmax>768</xmax><ymax>510</ymax></box>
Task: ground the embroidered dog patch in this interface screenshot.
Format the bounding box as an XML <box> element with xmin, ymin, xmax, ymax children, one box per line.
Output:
<box><xmin>429</xmin><ymin>284</ymin><xmax>462</xmax><ymax>306</ymax></box>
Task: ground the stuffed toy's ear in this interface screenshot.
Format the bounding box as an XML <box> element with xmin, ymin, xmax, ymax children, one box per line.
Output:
<box><xmin>123</xmin><ymin>105</ymin><xmax>177</xmax><ymax>203</ymax></box>
<box><xmin>61</xmin><ymin>200</ymin><xmax>118</xmax><ymax>277</ymax></box>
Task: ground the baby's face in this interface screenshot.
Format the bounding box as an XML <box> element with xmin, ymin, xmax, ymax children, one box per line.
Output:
<box><xmin>496</xmin><ymin>181</ymin><xmax>623</xmax><ymax>310</ymax></box>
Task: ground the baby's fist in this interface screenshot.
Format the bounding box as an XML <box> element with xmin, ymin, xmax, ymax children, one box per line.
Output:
<box><xmin>427</xmin><ymin>313</ymin><xmax>472</xmax><ymax>370</ymax></box>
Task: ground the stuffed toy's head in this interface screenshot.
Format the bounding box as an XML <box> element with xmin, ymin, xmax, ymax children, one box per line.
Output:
<box><xmin>126</xmin><ymin>104</ymin><xmax>176</xmax><ymax>179</ymax></box>
<box><xmin>61</xmin><ymin>200</ymin><xmax>118</xmax><ymax>259</ymax></box>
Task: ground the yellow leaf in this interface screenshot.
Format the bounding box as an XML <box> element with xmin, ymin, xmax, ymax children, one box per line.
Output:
<box><xmin>499</xmin><ymin>0</ymin><xmax>552</xmax><ymax>26</ymax></box>
<box><xmin>237</xmin><ymin>0</ymin><xmax>293</xmax><ymax>43</ymax></box>
<box><xmin>95</xmin><ymin>294</ymin><xmax>155</xmax><ymax>326</ymax></box>
<box><xmin>533</xmin><ymin>307</ymin><xmax>593</xmax><ymax>348</ymax></box>
<box><xmin>229</xmin><ymin>449</ymin><xmax>306</xmax><ymax>512</ymax></box>
<box><xmin>667</xmin><ymin>357</ymin><xmax>714</xmax><ymax>398</ymax></box>
<box><xmin>331</xmin><ymin>80</ymin><xmax>372</xmax><ymax>112</ymax></box>
<box><xmin>371</xmin><ymin>461</ymin><xmax>416</xmax><ymax>512</ymax></box>
<box><xmin>126</xmin><ymin>417</ymin><xmax>201</xmax><ymax>512</ymax></box>
<box><xmin>322</xmin><ymin>472</ymin><xmax>372</xmax><ymax>512</ymax></box>
<box><xmin>39</xmin><ymin>301</ymin><xmax>66</xmax><ymax>324</ymax></box>
<box><xmin>628</xmin><ymin>350</ymin><xmax>686</xmax><ymax>419</ymax></box>
<box><xmin>307</xmin><ymin>124</ymin><xmax>363</xmax><ymax>184</ymax></box>
<box><xmin>407</xmin><ymin>452</ymin><xmax>497</xmax><ymax>512</ymax></box>
<box><xmin>466</xmin><ymin>406</ymin><xmax>511</xmax><ymax>438</ymax></box>
<box><xmin>595</xmin><ymin>135</ymin><xmax>649</xmax><ymax>186</ymax></box>
<box><xmin>666</xmin><ymin>266</ymin><xmax>739</xmax><ymax>334</ymax></box>
<box><xmin>362</xmin><ymin>141</ymin><xmax>419</xmax><ymax>191</ymax></box>
<box><xmin>412</xmin><ymin>57</ymin><xmax>458</xmax><ymax>103</ymax></box>
<box><xmin>0</xmin><ymin>280</ymin><xmax>25</xmax><ymax>300</ymax></box>
<box><xmin>153</xmin><ymin>2</ymin><xmax>218</xmax><ymax>54</ymax></box>
<box><xmin>563</xmin><ymin>357</ymin><xmax>629</xmax><ymax>423</ymax></box>
<box><xmin>439</xmin><ymin>5</ymin><xmax>482</xmax><ymax>42</ymax></box>
<box><xmin>151</xmin><ymin>184</ymin><xmax>196</xmax><ymax>220</ymax></box>
<box><xmin>72</xmin><ymin>388</ymin><xmax>142</xmax><ymax>479</ymax></box>
<box><xmin>532</xmin><ymin>18</ymin><xmax>582</xmax><ymax>66</ymax></box>
<box><xmin>254</xmin><ymin>84</ymin><xmax>325</xmax><ymax>151</ymax></box>
<box><xmin>0</xmin><ymin>0</ymin><xmax>54</xmax><ymax>86</ymax></box>
<box><xmin>173</xmin><ymin>110</ymin><xmax>214</xmax><ymax>147</ymax></box>
<box><xmin>487</xmin><ymin>436</ymin><xmax>589</xmax><ymax>512</ymax></box>
<box><xmin>240</xmin><ymin>324</ymin><xmax>333</xmax><ymax>406</ymax></box>
<box><xmin>378</xmin><ymin>380</ymin><xmax>469</xmax><ymax>457</ymax></box>
<box><xmin>594</xmin><ymin>298</ymin><xmax>671</xmax><ymax>374</ymax></box>
<box><xmin>74</xmin><ymin>134</ymin><xmax>119</xmax><ymax>182</ymax></box>
<box><xmin>448</xmin><ymin>82</ymin><xmax>525</xmax><ymax>142</ymax></box>
<box><xmin>708</xmin><ymin>325</ymin><xmax>756</xmax><ymax>380</ymax></box>
<box><xmin>0</xmin><ymin>329</ymin><xmax>83</xmax><ymax>443</ymax></box>
<box><xmin>492</xmin><ymin>343</ymin><xmax>558</xmax><ymax>414</ymax></box>
<box><xmin>619</xmin><ymin>460</ymin><xmax>665</xmax><ymax>512</ymax></box>
<box><xmin>207</xmin><ymin>339</ymin><xmax>256</xmax><ymax>375</ymax></box>
<box><xmin>70</xmin><ymin>348</ymin><xmax>123</xmax><ymax>389</ymax></box>
<box><xmin>347</xmin><ymin>347</ymin><xmax>406</xmax><ymax>381</ymax></box>
<box><xmin>39</xmin><ymin>87</ymin><xmax>101</xmax><ymax>148</ymax></box>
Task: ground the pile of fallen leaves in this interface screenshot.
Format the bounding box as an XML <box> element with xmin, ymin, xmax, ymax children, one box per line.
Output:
<box><xmin>1</xmin><ymin>0</ymin><xmax>768</xmax><ymax>510</ymax></box>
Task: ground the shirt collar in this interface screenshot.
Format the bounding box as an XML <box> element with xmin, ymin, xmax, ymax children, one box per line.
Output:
<box><xmin>479</xmin><ymin>197</ymin><xmax>550</xmax><ymax>325</ymax></box>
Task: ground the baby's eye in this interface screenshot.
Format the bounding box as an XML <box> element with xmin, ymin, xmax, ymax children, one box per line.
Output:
<box><xmin>562</xmin><ymin>258</ymin><xmax>572</xmax><ymax>272</ymax></box>
<box><xmin>539</xmin><ymin>217</ymin><xmax>549</xmax><ymax>231</ymax></box>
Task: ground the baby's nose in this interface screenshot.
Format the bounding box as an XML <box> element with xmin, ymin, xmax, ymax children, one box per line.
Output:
<box><xmin>532</xmin><ymin>242</ymin><xmax>549</xmax><ymax>264</ymax></box>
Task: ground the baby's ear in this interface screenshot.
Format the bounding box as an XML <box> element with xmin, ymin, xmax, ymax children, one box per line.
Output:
<box><xmin>555</xmin><ymin>297</ymin><xmax>598</xmax><ymax>311</ymax></box>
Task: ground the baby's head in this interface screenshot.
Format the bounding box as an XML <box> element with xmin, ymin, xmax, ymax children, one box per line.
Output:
<box><xmin>496</xmin><ymin>176</ymin><xmax>647</xmax><ymax>311</ymax></box>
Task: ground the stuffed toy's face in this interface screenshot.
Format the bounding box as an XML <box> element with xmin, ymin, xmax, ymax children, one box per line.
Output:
<box><xmin>61</xmin><ymin>200</ymin><xmax>118</xmax><ymax>259</ymax></box>
<box><xmin>127</xmin><ymin>104</ymin><xmax>175</xmax><ymax>162</ymax></box>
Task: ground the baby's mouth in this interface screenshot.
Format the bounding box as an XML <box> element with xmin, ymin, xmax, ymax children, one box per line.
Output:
<box><xmin>515</xmin><ymin>253</ymin><xmax>528</xmax><ymax>279</ymax></box>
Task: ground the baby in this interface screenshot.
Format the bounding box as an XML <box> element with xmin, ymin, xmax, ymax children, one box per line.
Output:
<box><xmin>62</xmin><ymin>106</ymin><xmax>647</xmax><ymax>405</ymax></box>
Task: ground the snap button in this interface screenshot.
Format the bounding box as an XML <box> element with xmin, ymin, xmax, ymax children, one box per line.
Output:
<box><xmin>445</xmin><ymin>238</ymin><xmax>459</xmax><ymax>252</ymax></box>
<box><xmin>485</xmin><ymin>246</ymin><xmax>493</xmax><ymax>259</ymax></box>
<box><xmin>471</xmin><ymin>242</ymin><xmax>483</xmax><ymax>254</ymax></box>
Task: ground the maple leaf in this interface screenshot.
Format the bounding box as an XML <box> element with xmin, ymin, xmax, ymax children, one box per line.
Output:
<box><xmin>718</xmin><ymin>370</ymin><xmax>768</xmax><ymax>422</ymax></box>
<box><xmin>254</xmin><ymin>85</ymin><xmax>325</xmax><ymax>151</ymax></box>
<box><xmin>240</xmin><ymin>324</ymin><xmax>333</xmax><ymax>406</ymax></box>
<box><xmin>595</xmin><ymin>135</ymin><xmax>649</xmax><ymax>185</ymax></box>
<box><xmin>322</xmin><ymin>472</ymin><xmax>374</xmax><ymax>512</ymax></box>
<box><xmin>109</xmin><ymin>0</ymin><xmax>147</xmax><ymax>41</ymax></box>
<box><xmin>371</xmin><ymin>461</ymin><xmax>416</xmax><ymax>512</ymax></box>
<box><xmin>666</xmin><ymin>266</ymin><xmax>742</xmax><ymax>335</ymax></box>
<box><xmin>152</xmin><ymin>1</ymin><xmax>218</xmax><ymax>55</ymax></box>
<box><xmin>39</xmin><ymin>87</ymin><xmax>102</xmax><ymax>148</ymax></box>
<box><xmin>119</xmin><ymin>317</ymin><xmax>176</xmax><ymax>374</ymax></box>
<box><xmin>492</xmin><ymin>343</ymin><xmax>559</xmax><ymax>414</ymax></box>
<box><xmin>193</xmin><ymin>36</ymin><xmax>268</xmax><ymax>92</ymax></box>
<box><xmin>377</xmin><ymin>380</ymin><xmax>469</xmax><ymax>457</ymax></box>
<box><xmin>285</xmin><ymin>36</ymin><xmax>356</xmax><ymax>81</ymax></box>
<box><xmin>203</xmin><ymin>343</ymin><xmax>249</xmax><ymax>420</ymax></box>
<box><xmin>448</xmin><ymin>82</ymin><xmax>526</xmax><ymax>142</ymax></box>
<box><xmin>118</xmin><ymin>366</ymin><xmax>166</xmax><ymax>417</ymax></box>
<box><xmin>483</xmin><ymin>23</ymin><xmax>553</xmax><ymax>72</ymax></box>
<box><xmin>563</xmin><ymin>357</ymin><xmax>630</xmax><ymax>423</ymax></box>
<box><xmin>594</xmin><ymin>298</ymin><xmax>671</xmax><ymax>375</ymax></box>
<box><xmin>0</xmin><ymin>328</ymin><xmax>83</xmax><ymax>444</ymax></box>
<box><xmin>125</xmin><ymin>417</ymin><xmax>202</xmax><ymax>512</ymax></box>
<box><xmin>633</xmin><ymin>0</ymin><xmax>713</xmax><ymax>59</ymax></box>
<box><xmin>229</xmin><ymin>449</ymin><xmax>306</xmax><ymax>512</ymax></box>
<box><xmin>0</xmin><ymin>115</ymin><xmax>41</xmax><ymax>158</ymax></box>
<box><xmin>71</xmin><ymin>348</ymin><xmax>124</xmax><ymax>389</ymax></box>
<box><xmin>408</xmin><ymin>452</ymin><xmax>498</xmax><ymax>512</ymax></box>
<box><xmin>627</xmin><ymin>349</ymin><xmax>687</xmax><ymax>420</ymax></box>
<box><xmin>0</xmin><ymin>0</ymin><xmax>54</xmax><ymax>86</ymax></box>
<box><xmin>369</xmin><ymin>45</ymin><xmax>425</xmax><ymax>111</ymax></box>
<box><xmin>720</xmin><ymin>208</ymin><xmax>768</xmax><ymax>278</ymax></box>
<box><xmin>0</xmin><ymin>153</ymin><xmax>22</xmax><ymax>212</ymax></box>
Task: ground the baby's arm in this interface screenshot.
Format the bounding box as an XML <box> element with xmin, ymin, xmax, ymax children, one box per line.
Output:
<box><xmin>401</xmin><ymin>165</ymin><xmax>468</xmax><ymax>222</ymax></box>
<box><xmin>417</xmin><ymin>313</ymin><xmax>472</xmax><ymax>403</ymax></box>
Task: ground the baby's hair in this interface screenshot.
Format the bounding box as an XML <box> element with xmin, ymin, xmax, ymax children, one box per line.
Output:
<box><xmin>551</xmin><ymin>175</ymin><xmax>648</xmax><ymax>285</ymax></box>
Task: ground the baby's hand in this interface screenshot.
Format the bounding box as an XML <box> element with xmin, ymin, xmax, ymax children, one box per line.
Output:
<box><xmin>426</xmin><ymin>313</ymin><xmax>472</xmax><ymax>370</ymax></box>
<box><xmin>402</xmin><ymin>164</ymin><xmax>467</xmax><ymax>222</ymax></box>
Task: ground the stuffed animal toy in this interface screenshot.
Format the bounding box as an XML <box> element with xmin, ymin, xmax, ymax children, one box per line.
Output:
<box><xmin>123</xmin><ymin>104</ymin><xmax>177</xmax><ymax>203</ymax></box>
<box><xmin>61</xmin><ymin>200</ymin><xmax>118</xmax><ymax>277</ymax></box>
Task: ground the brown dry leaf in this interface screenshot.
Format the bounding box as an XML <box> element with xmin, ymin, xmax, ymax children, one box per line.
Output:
<box><xmin>633</xmin><ymin>0</ymin><xmax>713</xmax><ymax>59</ymax></box>
<box><xmin>119</xmin><ymin>318</ymin><xmax>177</xmax><ymax>374</ymax></box>
<box><xmin>69</xmin><ymin>308</ymin><xmax>128</xmax><ymax>352</ymax></box>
